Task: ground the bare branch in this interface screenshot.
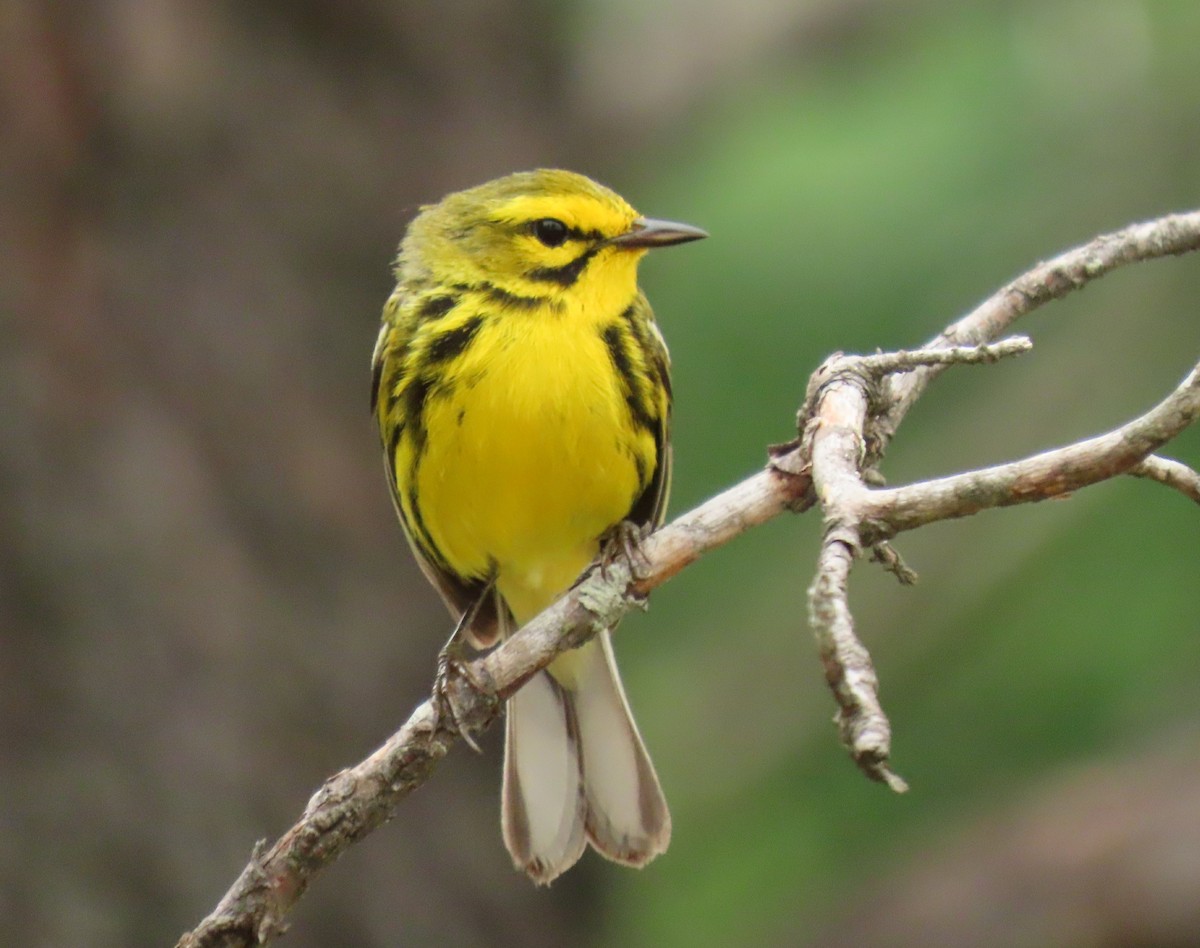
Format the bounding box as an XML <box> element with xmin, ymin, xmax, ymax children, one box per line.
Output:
<box><xmin>869</xmin><ymin>361</ymin><xmax>1200</xmax><ymax>536</ymax></box>
<box><xmin>802</xmin><ymin>353</ymin><xmax>1198</xmax><ymax>788</ymax></box>
<box><xmin>882</xmin><ymin>210</ymin><xmax>1200</xmax><ymax>442</ymax></box>
<box><xmin>804</xmin><ymin>365</ymin><xmax>904</xmax><ymax>787</ymax></box>
<box><xmin>869</xmin><ymin>541</ymin><xmax>918</xmax><ymax>585</ymax></box>
<box><xmin>797</xmin><ymin>212</ymin><xmax>1200</xmax><ymax>795</ymax></box>
<box><xmin>178</xmin><ymin>209</ymin><xmax>1200</xmax><ymax>947</ymax></box>
<box><xmin>809</xmin><ymin>531</ymin><xmax>909</xmax><ymax>793</ymax></box>
<box><xmin>856</xmin><ymin>336</ymin><xmax>1032</xmax><ymax>377</ymax></box>
<box><xmin>802</xmin><ymin>339</ymin><xmax>1039</xmax><ymax>785</ymax></box>
<box><xmin>176</xmin><ymin>457</ymin><xmax>813</xmax><ymax>948</ymax></box>
<box><xmin>1129</xmin><ymin>454</ymin><xmax>1200</xmax><ymax>506</ymax></box>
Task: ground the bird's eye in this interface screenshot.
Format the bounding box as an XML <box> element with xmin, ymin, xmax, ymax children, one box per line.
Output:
<box><xmin>531</xmin><ymin>218</ymin><xmax>569</xmax><ymax>247</ymax></box>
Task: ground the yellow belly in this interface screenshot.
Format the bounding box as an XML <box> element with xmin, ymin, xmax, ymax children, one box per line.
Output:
<box><xmin>414</xmin><ymin>314</ymin><xmax>653</xmax><ymax>625</ymax></box>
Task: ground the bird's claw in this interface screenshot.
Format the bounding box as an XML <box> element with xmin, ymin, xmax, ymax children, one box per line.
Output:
<box><xmin>431</xmin><ymin>641</ymin><xmax>482</xmax><ymax>753</ymax></box>
<box><xmin>599</xmin><ymin>519</ymin><xmax>652</xmax><ymax>581</ymax></box>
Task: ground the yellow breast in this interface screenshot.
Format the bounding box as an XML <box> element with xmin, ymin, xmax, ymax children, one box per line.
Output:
<box><xmin>413</xmin><ymin>310</ymin><xmax>654</xmax><ymax>623</ymax></box>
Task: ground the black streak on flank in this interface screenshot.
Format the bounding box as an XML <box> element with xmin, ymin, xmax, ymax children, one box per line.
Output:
<box><xmin>404</xmin><ymin>375</ymin><xmax>432</xmax><ymax>452</ymax></box>
<box><xmin>619</xmin><ymin>302</ymin><xmax>654</xmax><ymax>360</ymax></box>
<box><xmin>419</xmin><ymin>294</ymin><xmax>459</xmax><ymax>321</ymax></box>
<box><xmin>527</xmin><ymin>246</ymin><xmax>601</xmax><ymax>287</ymax></box>
<box><xmin>625</xmin><ymin>394</ymin><xmax>657</xmax><ymax>435</ymax></box>
<box><xmin>601</xmin><ymin>323</ymin><xmax>633</xmax><ymax>380</ymax></box>
<box><xmin>379</xmin><ymin>356</ymin><xmax>407</xmax><ymax>412</ymax></box>
<box><xmin>386</xmin><ymin>371</ymin><xmax>406</xmax><ymax>412</ymax></box>
<box><xmin>387</xmin><ymin>419</ymin><xmax>403</xmax><ymax>462</ymax></box>
<box><xmin>385</xmin><ymin>358</ymin><xmax>410</xmax><ymax>413</ymax></box>
<box><xmin>632</xmin><ymin>451</ymin><xmax>648</xmax><ymax>492</ymax></box>
<box><xmin>406</xmin><ymin>484</ymin><xmax>441</xmax><ymax>566</ymax></box>
<box><xmin>622</xmin><ymin>300</ymin><xmax>673</xmax><ymax>402</ymax></box>
<box><xmin>601</xmin><ymin>324</ymin><xmax>656</xmax><ymax>432</ymax></box>
<box><xmin>425</xmin><ymin>315</ymin><xmax>485</xmax><ymax>365</ymax></box>
<box><xmin>650</xmin><ymin>346</ymin><xmax>672</xmax><ymax>401</ymax></box>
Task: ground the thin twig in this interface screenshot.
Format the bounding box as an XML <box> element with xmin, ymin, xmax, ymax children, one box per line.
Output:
<box><xmin>881</xmin><ymin>210</ymin><xmax>1200</xmax><ymax>444</ymax></box>
<box><xmin>804</xmin><ymin>363</ymin><xmax>904</xmax><ymax>786</ymax></box>
<box><xmin>870</xmin><ymin>541</ymin><xmax>918</xmax><ymax>585</ymax></box>
<box><xmin>799</xmin><ymin>213</ymin><xmax>1200</xmax><ymax>794</ymax></box>
<box><xmin>808</xmin><ymin>528</ymin><xmax>909</xmax><ymax>793</ymax></box>
<box><xmin>857</xmin><ymin>336</ymin><xmax>1033</xmax><ymax>377</ymax></box>
<box><xmin>803</xmin><ymin>340</ymin><xmax>1034</xmax><ymax>785</ymax></box>
<box><xmin>1129</xmin><ymin>454</ymin><xmax>1200</xmax><ymax>506</ymax></box>
<box><xmin>868</xmin><ymin>361</ymin><xmax>1200</xmax><ymax>536</ymax></box>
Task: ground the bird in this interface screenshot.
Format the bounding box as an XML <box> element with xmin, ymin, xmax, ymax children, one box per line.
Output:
<box><xmin>371</xmin><ymin>169</ymin><xmax>706</xmax><ymax>884</ymax></box>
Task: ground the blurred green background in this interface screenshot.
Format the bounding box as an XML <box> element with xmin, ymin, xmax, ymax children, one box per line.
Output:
<box><xmin>4</xmin><ymin>2</ymin><xmax>1199</xmax><ymax>946</ymax></box>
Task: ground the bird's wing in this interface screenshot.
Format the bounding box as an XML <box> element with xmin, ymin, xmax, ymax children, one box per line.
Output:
<box><xmin>625</xmin><ymin>312</ymin><xmax>673</xmax><ymax>531</ymax></box>
<box><xmin>373</xmin><ymin>286</ymin><xmax>510</xmax><ymax>647</ymax></box>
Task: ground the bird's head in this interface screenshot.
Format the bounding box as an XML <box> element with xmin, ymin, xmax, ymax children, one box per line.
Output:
<box><xmin>398</xmin><ymin>169</ymin><xmax>706</xmax><ymax>307</ymax></box>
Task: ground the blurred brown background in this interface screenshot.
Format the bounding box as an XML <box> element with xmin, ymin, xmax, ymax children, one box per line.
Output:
<box><xmin>3</xmin><ymin>2</ymin><xmax>1199</xmax><ymax>946</ymax></box>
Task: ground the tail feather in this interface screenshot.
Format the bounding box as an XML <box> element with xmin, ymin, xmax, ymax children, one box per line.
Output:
<box><xmin>575</xmin><ymin>631</ymin><xmax>670</xmax><ymax>865</ymax></box>
<box><xmin>501</xmin><ymin>632</ymin><xmax>669</xmax><ymax>884</ymax></box>
<box><xmin>501</xmin><ymin>670</ymin><xmax>587</xmax><ymax>884</ymax></box>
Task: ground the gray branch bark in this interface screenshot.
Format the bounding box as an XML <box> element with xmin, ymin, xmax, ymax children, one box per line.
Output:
<box><xmin>177</xmin><ymin>210</ymin><xmax>1200</xmax><ymax>948</ymax></box>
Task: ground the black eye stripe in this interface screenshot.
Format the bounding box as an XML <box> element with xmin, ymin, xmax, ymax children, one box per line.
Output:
<box><xmin>526</xmin><ymin>219</ymin><xmax>607</xmax><ymax>246</ymax></box>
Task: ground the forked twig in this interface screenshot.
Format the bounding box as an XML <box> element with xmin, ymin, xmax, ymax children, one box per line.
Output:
<box><xmin>178</xmin><ymin>210</ymin><xmax>1200</xmax><ymax>948</ymax></box>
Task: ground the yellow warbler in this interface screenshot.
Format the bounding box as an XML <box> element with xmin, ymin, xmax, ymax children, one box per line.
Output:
<box><xmin>371</xmin><ymin>169</ymin><xmax>705</xmax><ymax>883</ymax></box>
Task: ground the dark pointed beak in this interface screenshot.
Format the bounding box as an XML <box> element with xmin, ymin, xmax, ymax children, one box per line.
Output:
<box><xmin>609</xmin><ymin>216</ymin><xmax>708</xmax><ymax>249</ymax></box>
